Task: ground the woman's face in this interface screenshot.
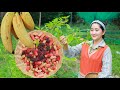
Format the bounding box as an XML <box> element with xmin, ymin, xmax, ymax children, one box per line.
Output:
<box><xmin>90</xmin><ymin>23</ymin><xmax>105</xmax><ymax>41</ymax></box>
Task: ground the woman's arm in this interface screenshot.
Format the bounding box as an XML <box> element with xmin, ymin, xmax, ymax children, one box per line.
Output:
<box><xmin>98</xmin><ymin>47</ymin><xmax>112</xmax><ymax>78</ymax></box>
<box><xmin>64</xmin><ymin>44</ymin><xmax>82</xmax><ymax>58</ymax></box>
<box><xmin>60</xmin><ymin>35</ymin><xmax>82</xmax><ymax>58</ymax></box>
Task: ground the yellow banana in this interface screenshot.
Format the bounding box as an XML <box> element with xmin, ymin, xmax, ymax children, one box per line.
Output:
<box><xmin>11</xmin><ymin>25</ymin><xmax>19</xmax><ymax>39</ymax></box>
<box><xmin>20</xmin><ymin>12</ymin><xmax>35</xmax><ymax>30</ymax></box>
<box><xmin>12</xmin><ymin>12</ymin><xmax>34</xmax><ymax>48</ymax></box>
<box><xmin>1</xmin><ymin>12</ymin><xmax>15</xmax><ymax>53</ymax></box>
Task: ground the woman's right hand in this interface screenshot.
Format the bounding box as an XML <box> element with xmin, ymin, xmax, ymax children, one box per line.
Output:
<box><xmin>60</xmin><ymin>36</ymin><xmax>67</xmax><ymax>45</ymax></box>
<box><xmin>60</xmin><ymin>36</ymin><xmax>68</xmax><ymax>50</ymax></box>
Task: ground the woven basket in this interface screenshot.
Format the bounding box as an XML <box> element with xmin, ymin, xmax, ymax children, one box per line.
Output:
<box><xmin>14</xmin><ymin>30</ymin><xmax>63</xmax><ymax>78</ymax></box>
<box><xmin>85</xmin><ymin>73</ymin><xmax>98</xmax><ymax>78</ymax></box>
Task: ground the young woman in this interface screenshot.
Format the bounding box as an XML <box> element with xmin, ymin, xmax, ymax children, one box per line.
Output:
<box><xmin>60</xmin><ymin>20</ymin><xmax>112</xmax><ymax>78</ymax></box>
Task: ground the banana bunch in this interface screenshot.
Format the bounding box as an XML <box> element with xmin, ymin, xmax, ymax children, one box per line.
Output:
<box><xmin>0</xmin><ymin>12</ymin><xmax>35</xmax><ymax>53</ymax></box>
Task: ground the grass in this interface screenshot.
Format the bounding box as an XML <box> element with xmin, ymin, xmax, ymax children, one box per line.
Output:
<box><xmin>109</xmin><ymin>44</ymin><xmax>120</xmax><ymax>77</ymax></box>
<box><xmin>0</xmin><ymin>36</ymin><xmax>30</xmax><ymax>78</ymax></box>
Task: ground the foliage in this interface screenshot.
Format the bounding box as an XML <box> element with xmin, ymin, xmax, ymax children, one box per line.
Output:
<box><xmin>30</xmin><ymin>12</ymin><xmax>85</xmax><ymax>26</ymax></box>
<box><xmin>31</xmin><ymin>12</ymin><xmax>71</xmax><ymax>25</ymax></box>
<box><xmin>37</xmin><ymin>16</ymin><xmax>88</xmax><ymax>45</ymax></box>
<box><xmin>35</xmin><ymin>16</ymin><xmax>85</xmax><ymax>78</ymax></box>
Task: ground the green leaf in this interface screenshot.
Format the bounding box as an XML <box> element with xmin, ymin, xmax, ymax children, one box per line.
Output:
<box><xmin>33</xmin><ymin>39</ymin><xmax>39</xmax><ymax>47</ymax></box>
<box><xmin>63</xmin><ymin>56</ymin><xmax>77</xmax><ymax>61</ymax></box>
<box><xmin>35</xmin><ymin>25</ymin><xmax>40</xmax><ymax>30</ymax></box>
<box><xmin>66</xmin><ymin>24</ymin><xmax>71</xmax><ymax>29</ymax></box>
<box><xmin>66</xmin><ymin>34</ymin><xmax>74</xmax><ymax>44</ymax></box>
<box><xmin>55</xmin><ymin>28</ymin><xmax>62</xmax><ymax>38</ymax></box>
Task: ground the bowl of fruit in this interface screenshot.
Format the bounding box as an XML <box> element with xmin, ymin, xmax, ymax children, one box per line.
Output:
<box><xmin>14</xmin><ymin>30</ymin><xmax>63</xmax><ymax>78</ymax></box>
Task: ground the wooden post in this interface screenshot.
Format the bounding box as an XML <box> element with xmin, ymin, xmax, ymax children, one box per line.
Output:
<box><xmin>39</xmin><ymin>12</ymin><xmax>41</xmax><ymax>27</ymax></box>
<box><xmin>70</xmin><ymin>12</ymin><xmax>72</xmax><ymax>24</ymax></box>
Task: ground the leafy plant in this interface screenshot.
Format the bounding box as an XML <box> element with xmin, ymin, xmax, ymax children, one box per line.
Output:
<box><xmin>34</xmin><ymin>16</ymin><xmax>81</xmax><ymax>78</ymax></box>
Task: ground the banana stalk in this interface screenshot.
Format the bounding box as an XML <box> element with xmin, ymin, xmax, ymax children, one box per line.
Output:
<box><xmin>20</xmin><ymin>12</ymin><xmax>35</xmax><ymax>30</ymax></box>
<box><xmin>12</xmin><ymin>12</ymin><xmax>34</xmax><ymax>48</ymax></box>
<box><xmin>1</xmin><ymin>12</ymin><xmax>15</xmax><ymax>53</ymax></box>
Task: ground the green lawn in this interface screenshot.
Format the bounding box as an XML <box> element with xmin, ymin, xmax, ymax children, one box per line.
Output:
<box><xmin>0</xmin><ymin>36</ymin><xmax>30</xmax><ymax>78</ymax></box>
<box><xmin>109</xmin><ymin>44</ymin><xmax>120</xmax><ymax>77</ymax></box>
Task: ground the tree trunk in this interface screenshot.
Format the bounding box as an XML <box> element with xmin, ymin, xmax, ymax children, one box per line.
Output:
<box><xmin>39</xmin><ymin>12</ymin><xmax>41</xmax><ymax>27</ymax></box>
<box><xmin>0</xmin><ymin>12</ymin><xmax>6</xmax><ymax>23</ymax></box>
<box><xmin>70</xmin><ymin>12</ymin><xmax>72</xmax><ymax>24</ymax></box>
